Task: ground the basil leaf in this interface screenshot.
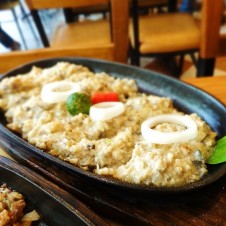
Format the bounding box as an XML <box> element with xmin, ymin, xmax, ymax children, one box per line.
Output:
<box><xmin>207</xmin><ymin>136</ymin><xmax>226</xmax><ymax>164</ymax></box>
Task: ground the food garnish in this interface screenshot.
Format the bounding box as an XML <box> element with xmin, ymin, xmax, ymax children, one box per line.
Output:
<box><xmin>90</xmin><ymin>101</ymin><xmax>125</xmax><ymax>121</ymax></box>
<box><xmin>91</xmin><ymin>92</ymin><xmax>119</xmax><ymax>104</ymax></box>
<box><xmin>41</xmin><ymin>81</ymin><xmax>81</xmax><ymax>104</ymax></box>
<box><xmin>66</xmin><ymin>92</ymin><xmax>91</xmax><ymax>116</ymax></box>
<box><xmin>141</xmin><ymin>114</ymin><xmax>198</xmax><ymax>144</ymax></box>
<box><xmin>208</xmin><ymin>136</ymin><xmax>226</xmax><ymax>164</ymax></box>
<box><xmin>21</xmin><ymin>210</ymin><xmax>40</xmax><ymax>222</ymax></box>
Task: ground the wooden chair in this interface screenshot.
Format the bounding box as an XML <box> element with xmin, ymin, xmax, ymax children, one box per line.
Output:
<box><xmin>130</xmin><ymin>0</ymin><xmax>226</xmax><ymax>77</ymax></box>
<box><xmin>197</xmin><ymin>0</ymin><xmax>226</xmax><ymax>76</ymax></box>
<box><xmin>129</xmin><ymin>0</ymin><xmax>200</xmax><ymax>77</ymax></box>
<box><xmin>24</xmin><ymin>0</ymin><xmax>129</xmax><ymax>63</ymax></box>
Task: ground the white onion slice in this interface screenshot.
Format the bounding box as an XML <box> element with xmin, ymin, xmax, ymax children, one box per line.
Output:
<box><xmin>141</xmin><ymin>114</ymin><xmax>197</xmax><ymax>144</ymax></box>
<box><xmin>90</xmin><ymin>102</ymin><xmax>125</xmax><ymax>121</ymax></box>
<box><xmin>21</xmin><ymin>210</ymin><xmax>40</xmax><ymax>222</ymax></box>
<box><xmin>41</xmin><ymin>81</ymin><xmax>81</xmax><ymax>104</ymax></box>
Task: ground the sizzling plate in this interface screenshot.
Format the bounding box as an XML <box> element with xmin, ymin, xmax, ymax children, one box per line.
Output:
<box><xmin>0</xmin><ymin>57</ymin><xmax>226</xmax><ymax>194</ymax></box>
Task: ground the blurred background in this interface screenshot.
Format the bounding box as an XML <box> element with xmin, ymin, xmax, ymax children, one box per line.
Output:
<box><xmin>0</xmin><ymin>0</ymin><xmax>226</xmax><ymax>78</ymax></box>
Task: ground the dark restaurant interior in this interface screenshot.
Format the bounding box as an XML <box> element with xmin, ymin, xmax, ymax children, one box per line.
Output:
<box><xmin>0</xmin><ymin>0</ymin><xmax>226</xmax><ymax>226</ymax></box>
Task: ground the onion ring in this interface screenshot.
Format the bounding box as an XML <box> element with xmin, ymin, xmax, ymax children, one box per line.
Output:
<box><xmin>41</xmin><ymin>81</ymin><xmax>81</xmax><ymax>104</ymax></box>
<box><xmin>90</xmin><ymin>102</ymin><xmax>125</xmax><ymax>121</ymax></box>
<box><xmin>141</xmin><ymin>114</ymin><xmax>197</xmax><ymax>144</ymax></box>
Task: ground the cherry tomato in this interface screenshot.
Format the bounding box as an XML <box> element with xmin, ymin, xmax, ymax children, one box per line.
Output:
<box><xmin>91</xmin><ymin>92</ymin><xmax>119</xmax><ymax>104</ymax></box>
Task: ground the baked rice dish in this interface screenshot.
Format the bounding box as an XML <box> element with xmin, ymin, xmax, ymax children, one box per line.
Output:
<box><xmin>0</xmin><ymin>62</ymin><xmax>217</xmax><ymax>187</ymax></box>
<box><xmin>0</xmin><ymin>184</ymin><xmax>39</xmax><ymax>226</ymax></box>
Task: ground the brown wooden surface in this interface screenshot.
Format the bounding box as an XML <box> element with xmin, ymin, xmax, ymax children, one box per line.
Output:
<box><xmin>218</xmin><ymin>34</ymin><xmax>226</xmax><ymax>57</ymax></box>
<box><xmin>182</xmin><ymin>76</ymin><xmax>226</xmax><ymax>105</ymax></box>
<box><xmin>129</xmin><ymin>0</ymin><xmax>200</xmax><ymax>54</ymax></box>
<box><xmin>26</xmin><ymin>0</ymin><xmax>107</xmax><ymax>9</ymax></box>
<box><xmin>199</xmin><ymin>0</ymin><xmax>224</xmax><ymax>59</ymax></box>
<box><xmin>111</xmin><ymin>0</ymin><xmax>129</xmax><ymax>63</ymax></box>
<box><xmin>130</xmin><ymin>13</ymin><xmax>200</xmax><ymax>53</ymax></box>
<box><xmin>0</xmin><ymin>46</ymin><xmax>114</xmax><ymax>74</ymax></box>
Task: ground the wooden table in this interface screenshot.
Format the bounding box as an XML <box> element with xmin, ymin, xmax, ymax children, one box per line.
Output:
<box><xmin>0</xmin><ymin>76</ymin><xmax>226</xmax><ymax>226</ymax></box>
<box><xmin>182</xmin><ymin>76</ymin><xmax>226</xmax><ymax>105</ymax></box>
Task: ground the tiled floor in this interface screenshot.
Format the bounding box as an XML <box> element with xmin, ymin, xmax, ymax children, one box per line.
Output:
<box><xmin>0</xmin><ymin>2</ymin><xmax>226</xmax><ymax>78</ymax></box>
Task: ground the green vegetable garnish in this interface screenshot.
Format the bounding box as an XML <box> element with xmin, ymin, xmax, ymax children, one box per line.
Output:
<box><xmin>66</xmin><ymin>93</ymin><xmax>91</xmax><ymax>116</ymax></box>
<box><xmin>207</xmin><ymin>136</ymin><xmax>226</xmax><ymax>164</ymax></box>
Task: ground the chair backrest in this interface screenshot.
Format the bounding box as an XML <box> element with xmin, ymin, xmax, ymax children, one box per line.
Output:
<box><xmin>199</xmin><ymin>0</ymin><xmax>225</xmax><ymax>59</ymax></box>
<box><xmin>25</xmin><ymin>0</ymin><xmax>129</xmax><ymax>63</ymax></box>
<box><xmin>196</xmin><ymin>0</ymin><xmax>225</xmax><ymax>76</ymax></box>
